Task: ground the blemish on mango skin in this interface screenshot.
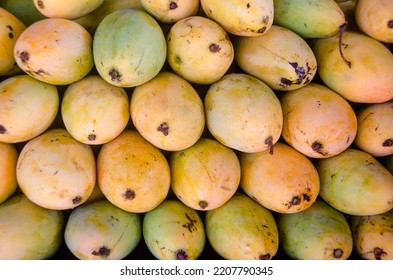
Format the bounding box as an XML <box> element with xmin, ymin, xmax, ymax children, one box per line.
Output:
<box><xmin>157</xmin><ymin>122</ymin><xmax>169</xmax><ymax>136</ymax></box>
<box><xmin>333</xmin><ymin>248</ymin><xmax>344</xmax><ymax>258</ymax></box>
<box><xmin>175</xmin><ymin>249</ymin><xmax>188</xmax><ymax>260</ymax></box>
<box><xmin>123</xmin><ymin>188</ymin><xmax>136</xmax><ymax>200</ymax></box>
<box><xmin>91</xmin><ymin>246</ymin><xmax>111</xmax><ymax>257</ymax></box>
<box><xmin>0</xmin><ymin>125</ymin><xmax>6</xmax><ymax>134</ymax></box>
<box><xmin>36</xmin><ymin>0</ymin><xmax>45</xmax><ymax>9</ymax></box>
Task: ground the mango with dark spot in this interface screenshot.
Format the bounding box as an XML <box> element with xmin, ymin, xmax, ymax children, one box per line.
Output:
<box><xmin>140</xmin><ymin>0</ymin><xmax>199</xmax><ymax>24</ymax></box>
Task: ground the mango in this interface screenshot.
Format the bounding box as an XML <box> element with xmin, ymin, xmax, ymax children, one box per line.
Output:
<box><xmin>0</xmin><ymin>75</ymin><xmax>59</xmax><ymax>143</ymax></box>
<box><xmin>97</xmin><ymin>130</ymin><xmax>171</xmax><ymax>213</ymax></box>
<box><xmin>280</xmin><ymin>83</ymin><xmax>357</xmax><ymax>158</ymax></box>
<box><xmin>130</xmin><ymin>71</ymin><xmax>205</xmax><ymax>152</ymax></box>
<box><xmin>311</xmin><ymin>30</ymin><xmax>393</xmax><ymax>103</ymax></box>
<box><xmin>0</xmin><ymin>0</ymin><xmax>46</xmax><ymax>27</ymax></box>
<box><xmin>140</xmin><ymin>0</ymin><xmax>199</xmax><ymax>23</ymax></box>
<box><xmin>143</xmin><ymin>199</ymin><xmax>205</xmax><ymax>260</ymax></box>
<box><xmin>16</xmin><ymin>128</ymin><xmax>96</xmax><ymax>210</ymax></box>
<box><xmin>205</xmin><ymin>192</ymin><xmax>279</xmax><ymax>260</ymax></box>
<box><xmin>64</xmin><ymin>199</ymin><xmax>141</xmax><ymax>260</ymax></box>
<box><xmin>277</xmin><ymin>198</ymin><xmax>353</xmax><ymax>260</ymax></box>
<box><xmin>170</xmin><ymin>138</ymin><xmax>241</xmax><ymax>211</ymax></box>
<box><xmin>204</xmin><ymin>73</ymin><xmax>282</xmax><ymax>153</ymax></box>
<box><xmin>349</xmin><ymin>210</ymin><xmax>393</xmax><ymax>260</ymax></box>
<box><xmin>316</xmin><ymin>148</ymin><xmax>393</xmax><ymax>215</ymax></box>
<box><xmin>0</xmin><ymin>194</ymin><xmax>64</xmax><ymax>259</ymax></box>
<box><xmin>240</xmin><ymin>142</ymin><xmax>320</xmax><ymax>214</ymax></box>
<box><xmin>234</xmin><ymin>25</ymin><xmax>317</xmax><ymax>91</ymax></box>
<box><xmin>61</xmin><ymin>75</ymin><xmax>129</xmax><ymax>145</ymax></box>
<box><xmin>0</xmin><ymin>142</ymin><xmax>18</xmax><ymax>204</ymax></box>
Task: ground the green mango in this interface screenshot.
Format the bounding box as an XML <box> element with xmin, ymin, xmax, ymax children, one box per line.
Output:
<box><xmin>143</xmin><ymin>199</ymin><xmax>205</xmax><ymax>260</ymax></box>
<box><xmin>277</xmin><ymin>198</ymin><xmax>353</xmax><ymax>260</ymax></box>
<box><xmin>64</xmin><ymin>199</ymin><xmax>142</xmax><ymax>260</ymax></box>
<box><xmin>0</xmin><ymin>194</ymin><xmax>64</xmax><ymax>260</ymax></box>
<box><xmin>0</xmin><ymin>0</ymin><xmax>46</xmax><ymax>27</ymax></box>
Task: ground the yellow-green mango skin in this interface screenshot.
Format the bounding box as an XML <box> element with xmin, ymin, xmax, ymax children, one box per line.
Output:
<box><xmin>349</xmin><ymin>209</ymin><xmax>393</xmax><ymax>260</ymax></box>
<box><xmin>93</xmin><ymin>8</ymin><xmax>166</xmax><ymax>88</ymax></box>
<box><xmin>273</xmin><ymin>0</ymin><xmax>345</xmax><ymax>39</ymax></box>
<box><xmin>0</xmin><ymin>75</ymin><xmax>59</xmax><ymax>143</ymax></box>
<box><xmin>205</xmin><ymin>192</ymin><xmax>279</xmax><ymax>260</ymax></box>
<box><xmin>311</xmin><ymin>30</ymin><xmax>393</xmax><ymax>103</ymax></box>
<box><xmin>64</xmin><ymin>199</ymin><xmax>142</xmax><ymax>260</ymax></box>
<box><xmin>0</xmin><ymin>0</ymin><xmax>46</xmax><ymax>27</ymax></box>
<box><xmin>277</xmin><ymin>198</ymin><xmax>353</xmax><ymax>260</ymax></box>
<box><xmin>316</xmin><ymin>148</ymin><xmax>393</xmax><ymax>216</ymax></box>
<box><xmin>0</xmin><ymin>194</ymin><xmax>64</xmax><ymax>260</ymax></box>
<box><xmin>143</xmin><ymin>199</ymin><xmax>205</xmax><ymax>260</ymax></box>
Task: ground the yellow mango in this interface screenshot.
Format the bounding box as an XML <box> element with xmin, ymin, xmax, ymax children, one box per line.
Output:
<box><xmin>33</xmin><ymin>0</ymin><xmax>105</xmax><ymax>19</ymax></box>
<box><xmin>140</xmin><ymin>0</ymin><xmax>199</xmax><ymax>23</ymax></box>
<box><xmin>0</xmin><ymin>142</ymin><xmax>18</xmax><ymax>204</ymax></box>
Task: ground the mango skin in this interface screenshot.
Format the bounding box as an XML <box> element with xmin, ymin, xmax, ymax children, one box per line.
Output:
<box><xmin>205</xmin><ymin>192</ymin><xmax>279</xmax><ymax>260</ymax></box>
<box><xmin>64</xmin><ymin>199</ymin><xmax>142</xmax><ymax>260</ymax></box>
<box><xmin>350</xmin><ymin>209</ymin><xmax>393</xmax><ymax>260</ymax></box>
<box><xmin>316</xmin><ymin>148</ymin><xmax>393</xmax><ymax>216</ymax></box>
<box><xmin>311</xmin><ymin>30</ymin><xmax>393</xmax><ymax>103</ymax></box>
<box><xmin>0</xmin><ymin>142</ymin><xmax>18</xmax><ymax>204</ymax></box>
<box><xmin>33</xmin><ymin>0</ymin><xmax>104</xmax><ymax>20</ymax></box>
<box><xmin>140</xmin><ymin>0</ymin><xmax>199</xmax><ymax>23</ymax></box>
<box><xmin>0</xmin><ymin>194</ymin><xmax>64</xmax><ymax>260</ymax></box>
<box><xmin>277</xmin><ymin>198</ymin><xmax>353</xmax><ymax>260</ymax></box>
<box><xmin>143</xmin><ymin>199</ymin><xmax>205</xmax><ymax>260</ymax></box>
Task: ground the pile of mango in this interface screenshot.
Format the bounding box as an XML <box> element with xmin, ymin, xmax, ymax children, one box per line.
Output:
<box><xmin>1</xmin><ymin>0</ymin><xmax>393</xmax><ymax>260</ymax></box>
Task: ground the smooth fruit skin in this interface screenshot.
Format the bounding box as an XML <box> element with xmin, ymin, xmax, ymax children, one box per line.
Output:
<box><xmin>140</xmin><ymin>0</ymin><xmax>199</xmax><ymax>23</ymax></box>
<box><xmin>0</xmin><ymin>194</ymin><xmax>65</xmax><ymax>260</ymax></box>
<box><xmin>93</xmin><ymin>8</ymin><xmax>166</xmax><ymax>88</ymax></box>
<box><xmin>316</xmin><ymin>148</ymin><xmax>393</xmax><ymax>216</ymax></box>
<box><xmin>240</xmin><ymin>142</ymin><xmax>320</xmax><ymax>214</ymax></box>
<box><xmin>273</xmin><ymin>0</ymin><xmax>345</xmax><ymax>39</ymax></box>
<box><xmin>61</xmin><ymin>75</ymin><xmax>130</xmax><ymax>145</ymax></box>
<box><xmin>16</xmin><ymin>128</ymin><xmax>96</xmax><ymax>210</ymax></box>
<box><xmin>0</xmin><ymin>0</ymin><xmax>46</xmax><ymax>27</ymax></box>
<box><xmin>130</xmin><ymin>71</ymin><xmax>205</xmax><ymax>152</ymax></box>
<box><xmin>64</xmin><ymin>199</ymin><xmax>142</xmax><ymax>260</ymax></box>
<box><xmin>354</xmin><ymin>101</ymin><xmax>393</xmax><ymax>157</ymax></box>
<box><xmin>166</xmin><ymin>16</ymin><xmax>234</xmax><ymax>85</ymax></box>
<box><xmin>97</xmin><ymin>130</ymin><xmax>171</xmax><ymax>213</ymax></box>
<box><xmin>280</xmin><ymin>83</ymin><xmax>357</xmax><ymax>158</ymax></box>
<box><xmin>354</xmin><ymin>0</ymin><xmax>393</xmax><ymax>43</ymax></box>
<box><xmin>200</xmin><ymin>0</ymin><xmax>274</xmax><ymax>37</ymax></box>
<box><xmin>204</xmin><ymin>73</ymin><xmax>282</xmax><ymax>153</ymax></box>
<box><xmin>170</xmin><ymin>138</ymin><xmax>241</xmax><ymax>211</ymax></box>
<box><xmin>276</xmin><ymin>198</ymin><xmax>353</xmax><ymax>260</ymax></box>
<box><xmin>0</xmin><ymin>7</ymin><xmax>25</xmax><ymax>76</ymax></box>
<box><xmin>234</xmin><ymin>25</ymin><xmax>317</xmax><ymax>91</ymax></box>
<box><xmin>143</xmin><ymin>199</ymin><xmax>205</xmax><ymax>260</ymax></box>
<box><xmin>0</xmin><ymin>75</ymin><xmax>59</xmax><ymax>143</ymax></box>
<box><xmin>205</xmin><ymin>193</ymin><xmax>279</xmax><ymax>260</ymax></box>
<box><xmin>311</xmin><ymin>30</ymin><xmax>393</xmax><ymax>103</ymax></box>
<box><xmin>349</xmin><ymin>210</ymin><xmax>393</xmax><ymax>260</ymax></box>
<box><xmin>33</xmin><ymin>0</ymin><xmax>105</xmax><ymax>19</ymax></box>
<box><xmin>0</xmin><ymin>142</ymin><xmax>18</xmax><ymax>204</ymax></box>
<box><xmin>14</xmin><ymin>18</ymin><xmax>94</xmax><ymax>85</ymax></box>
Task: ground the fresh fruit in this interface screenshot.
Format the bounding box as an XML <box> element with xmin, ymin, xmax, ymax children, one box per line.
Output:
<box><xmin>349</xmin><ymin>209</ymin><xmax>393</xmax><ymax>260</ymax></box>
<box><xmin>0</xmin><ymin>142</ymin><xmax>18</xmax><ymax>204</ymax></box>
<box><xmin>0</xmin><ymin>0</ymin><xmax>46</xmax><ymax>27</ymax></box>
<box><xmin>143</xmin><ymin>199</ymin><xmax>205</xmax><ymax>260</ymax></box>
<box><xmin>13</xmin><ymin>18</ymin><xmax>93</xmax><ymax>85</ymax></box>
<box><xmin>311</xmin><ymin>30</ymin><xmax>393</xmax><ymax>103</ymax></box>
<box><xmin>316</xmin><ymin>148</ymin><xmax>393</xmax><ymax>215</ymax></box>
<box><xmin>204</xmin><ymin>73</ymin><xmax>283</xmax><ymax>153</ymax></box>
<box><xmin>130</xmin><ymin>71</ymin><xmax>205</xmax><ymax>151</ymax></box>
<box><xmin>0</xmin><ymin>75</ymin><xmax>59</xmax><ymax>143</ymax></box>
<box><xmin>16</xmin><ymin>128</ymin><xmax>96</xmax><ymax>210</ymax></box>
<box><xmin>170</xmin><ymin>138</ymin><xmax>241</xmax><ymax>211</ymax></box>
<box><xmin>235</xmin><ymin>25</ymin><xmax>317</xmax><ymax>91</ymax></box>
<box><xmin>240</xmin><ymin>142</ymin><xmax>320</xmax><ymax>214</ymax></box>
<box><xmin>0</xmin><ymin>7</ymin><xmax>25</xmax><ymax>76</ymax></box>
<box><xmin>0</xmin><ymin>194</ymin><xmax>64</xmax><ymax>260</ymax></box>
<box><xmin>276</xmin><ymin>198</ymin><xmax>353</xmax><ymax>260</ymax></box>
<box><xmin>93</xmin><ymin>8</ymin><xmax>166</xmax><ymax>87</ymax></box>
<box><xmin>200</xmin><ymin>0</ymin><xmax>274</xmax><ymax>36</ymax></box>
<box><xmin>97</xmin><ymin>130</ymin><xmax>171</xmax><ymax>213</ymax></box>
<box><xmin>140</xmin><ymin>0</ymin><xmax>199</xmax><ymax>23</ymax></box>
<box><xmin>354</xmin><ymin>101</ymin><xmax>393</xmax><ymax>157</ymax></box>
<box><xmin>280</xmin><ymin>83</ymin><xmax>357</xmax><ymax>158</ymax></box>
<box><xmin>205</xmin><ymin>192</ymin><xmax>279</xmax><ymax>260</ymax></box>
<box><xmin>61</xmin><ymin>75</ymin><xmax>130</xmax><ymax>145</ymax></box>
<box><xmin>273</xmin><ymin>0</ymin><xmax>346</xmax><ymax>39</ymax></box>
<box><xmin>166</xmin><ymin>15</ymin><xmax>234</xmax><ymax>84</ymax></box>
<box><xmin>64</xmin><ymin>199</ymin><xmax>142</xmax><ymax>260</ymax></box>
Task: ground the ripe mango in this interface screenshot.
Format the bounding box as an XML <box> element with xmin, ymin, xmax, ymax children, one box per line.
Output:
<box><xmin>0</xmin><ymin>142</ymin><xmax>18</xmax><ymax>204</ymax></box>
<box><xmin>205</xmin><ymin>192</ymin><xmax>279</xmax><ymax>260</ymax></box>
<box><xmin>140</xmin><ymin>0</ymin><xmax>199</xmax><ymax>23</ymax></box>
<box><xmin>0</xmin><ymin>194</ymin><xmax>64</xmax><ymax>259</ymax></box>
<box><xmin>277</xmin><ymin>198</ymin><xmax>353</xmax><ymax>260</ymax></box>
<box><xmin>64</xmin><ymin>199</ymin><xmax>141</xmax><ymax>260</ymax></box>
<box><xmin>143</xmin><ymin>199</ymin><xmax>205</xmax><ymax>260</ymax></box>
